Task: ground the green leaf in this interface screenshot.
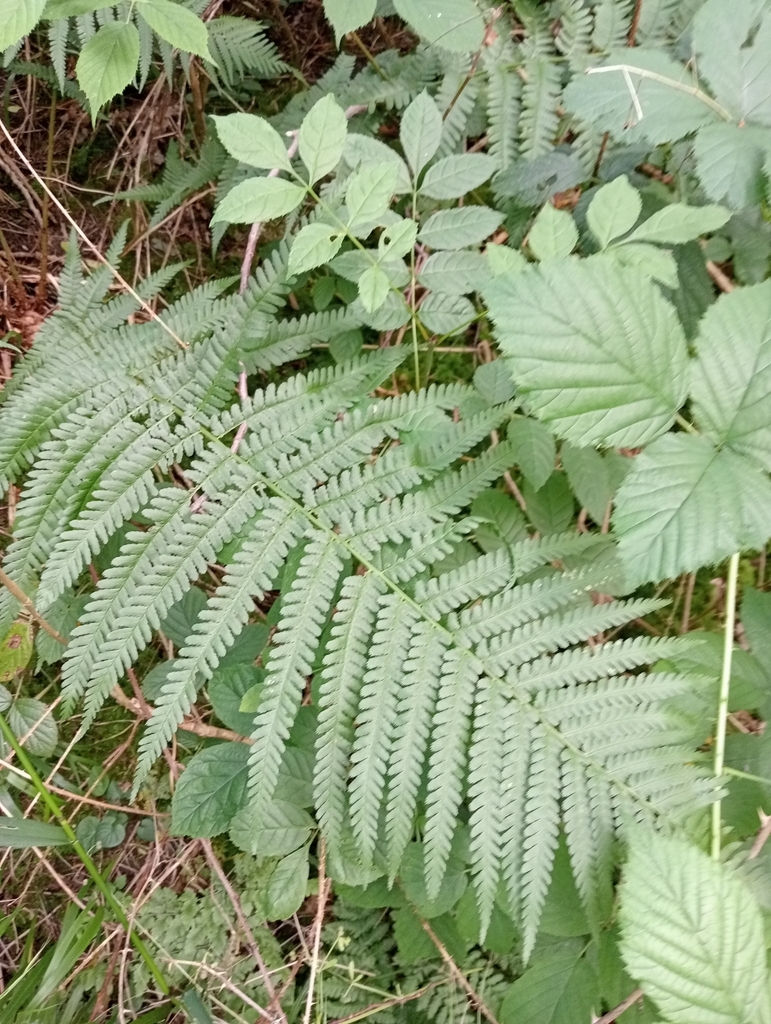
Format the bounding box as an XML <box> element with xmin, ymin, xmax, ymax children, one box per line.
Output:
<box><xmin>693</xmin><ymin>124</ymin><xmax>771</xmax><ymax>210</ymax></box>
<box><xmin>400</xmin><ymin>91</ymin><xmax>443</xmax><ymax>176</ymax></box>
<box><xmin>76</xmin><ymin>21</ymin><xmax>140</xmax><ymax>114</ymax></box>
<box><xmin>627</xmin><ymin>204</ymin><xmax>730</xmax><ymax>245</ymax></box>
<box><xmin>161</xmin><ymin>587</ymin><xmax>206</xmax><ymax>647</ymax></box>
<box><xmin>76</xmin><ymin>811</ymin><xmax>127</xmax><ymax>851</ymax></box>
<box><xmin>288</xmin><ymin>224</ymin><xmax>344</xmax><ymax>276</ymax></box>
<box><xmin>229</xmin><ymin>799</ymin><xmax>314</xmax><ymax>857</ymax></box>
<box><xmin>508</xmin><ymin>418</ymin><xmax>556</xmax><ymax>491</ymax></box>
<box><xmin>483</xmin><ymin>260</ymin><xmax>689</xmax><ymax>448</ymax></box>
<box><xmin>689</xmin><ymin>282</ymin><xmax>771</xmax><ymax>471</ymax></box>
<box><xmin>299</xmin><ymin>94</ymin><xmax>348</xmax><ymax>184</ymax></box>
<box><xmin>0</xmin><ymin>685</ymin><xmax>9</xmax><ymax>712</ymax></box>
<box><xmin>393</xmin><ymin>0</ymin><xmax>485</xmax><ymax>52</ymax></box>
<box><xmin>528</xmin><ymin>204</ymin><xmax>578</xmax><ymax>261</ymax></box>
<box><xmin>614</xmin><ymin>434</ymin><xmax>771</xmax><ymax>585</ymax></box>
<box><xmin>420</xmin><ymin>154</ymin><xmax>496</xmax><ymax>200</ymax></box>
<box><xmin>137</xmin><ymin>0</ymin><xmax>212</xmax><ymax>60</ymax></box>
<box><xmin>212</xmin><ymin>176</ymin><xmax>306</xmax><ymax>225</ymax></box>
<box><xmin>208</xmin><ymin>665</ymin><xmax>262</xmax><ymax>735</ymax></box>
<box><xmin>8</xmin><ymin>698</ymin><xmax>58</xmax><ymax>757</ymax></box>
<box><xmin>265</xmin><ymin>846</ymin><xmax>309</xmax><ymax>919</ymax></box>
<box><xmin>0</xmin><ymin>621</ymin><xmax>33</xmax><ymax>682</ymax></box>
<box><xmin>419</xmin><ymin>206</ymin><xmax>503</xmax><ymax>251</ymax></box>
<box><xmin>741</xmin><ymin>588</ymin><xmax>771</xmax><ymax>670</ymax></box>
<box><xmin>35</xmin><ymin>592</ymin><xmax>87</xmax><ymax>670</ymax></box>
<box><xmin>587</xmin><ymin>175</ymin><xmax>641</xmax><ymax>249</ymax></box>
<box><xmin>211</xmin><ymin>113</ymin><xmax>293</xmax><ymax>172</ymax></box>
<box><xmin>500</xmin><ymin>940</ymin><xmax>596</xmax><ymax>1024</ymax></box>
<box><xmin>170</xmin><ymin>743</ymin><xmax>249</xmax><ymax>837</ymax></box>
<box><xmin>523</xmin><ymin>472</ymin><xmax>574</xmax><ymax>535</ymax></box>
<box><xmin>344</xmin><ymin>134</ymin><xmax>412</xmax><ymax>194</ymax></box>
<box><xmin>474</xmin><ymin>360</ymin><xmax>516</xmax><ymax>405</ymax></box>
<box><xmin>358</xmin><ymin>262</ymin><xmax>391</xmax><ymax>312</ymax></box>
<box><xmin>379</xmin><ymin>218</ymin><xmax>418</xmax><ymax>260</ymax></box>
<box><xmin>472</xmin><ymin>489</ymin><xmax>527</xmax><ymax>553</ymax></box>
<box><xmin>346</xmin><ymin>164</ymin><xmax>398</xmax><ymax>230</ymax></box>
<box><xmin>419</xmin><ymin>251</ymin><xmax>487</xmax><ymax>294</ymax></box>
<box><xmin>0</xmin><ymin>818</ymin><xmax>69</xmax><ymax>849</ymax></box>
<box><xmin>620</xmin><ymin>829</ymin><xmax>771</xmax><ymax>1024</ymax></box>
<box><xmin>400</xmin><ymin>839</ymin><xmax>467</xmax><ymax>918</ymax></box>
<box><xmin>605</xmin><ymin>242</ymin><xmax>679</xmax><ymax>289</ymax></box>
<box><xmin>487</xmin><ymin>243</ymin><xmax>528</xmax><ymax>276</ymax></box>
<box><xmin>561</xmin><ymin>443</ymin><xmax>613</xmax><ymax>525</ymax></box>
<box><xmin>323</xmin><ymin>0</ymin><xmax>376</xmax><ymax>43</ymax></box>
<box><xmin>43</xmin><ymin>0</ymin><xmax>106</xmax><ymax>16</ymax></box>
<box><xmin>0</xmin><ymin>0</ymin><xmax>46</xmax><ymax>50</ymax></box>
<box><xmin>420</xmin><ymin>292</ymin><xmax>476</xmax><ymax>336</ymax></box>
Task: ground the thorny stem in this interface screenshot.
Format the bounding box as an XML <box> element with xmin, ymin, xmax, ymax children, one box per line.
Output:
<box><xmin>712</xmin><ymin>551</ymin><xmax>740</xmax><ymax>860</ymax></box>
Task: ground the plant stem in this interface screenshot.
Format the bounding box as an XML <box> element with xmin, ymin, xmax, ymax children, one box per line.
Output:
<box><xmin>711</xmin><ymin>551</ymin><xmax>740</xmax><ymax>861</ymax></box>
<box><xmin>0</xmin><ymin>714</ymin><xmax>172</xmax><ymax>998</ymax></box>
<box><xmin>37</xmin><ymin>86</ymin><xmax>57</xmax><ymax>303</ymax></box>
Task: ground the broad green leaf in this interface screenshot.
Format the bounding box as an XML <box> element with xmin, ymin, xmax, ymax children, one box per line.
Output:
<box><xmin>587</xmin><ymin>175</ymin><xmax>641</xmax><ymax>249</ymax></box>
<box><xmin>170</xmin><ymin>743</ymin><xmax>249</xmax><ymax>837</ymax></box>
<box><xmin>0</xmin><ymin>0</ymin><xmax>46</xmax><ymax>50</ymax></box>
<box><xmin>0</xmin><ymin>818</ymin><xmax>69</xmax><ymax>849</ymax></box>
<box><xmin>329</xmin><ymin>329</ymin><xmax>364</xmax><ymax>363</ymax></box>
<box><xmin>229</xmin><ymin>799</ymin><xmax>314</xmax><ymax>857</ymax></box>
<box><xmin>212</xmin><ymin>176</ymin><xmax>306</xmax><ymax>225</ymax></box>
<box><xmin>274</xmin><ymin>747</ymin><xmax>314</xmax><ymax>807</ymax></box>
<box><xmin>566</xmin><ymin>50</ymin><xmax>719</xmax><ymax>146</ymax></box>
<box><xmin>352</xmin><ymin>290</ymin><xmax>410</xmax><ymax>330</ymax></box>
<box><xmin>379</xmin><ymin>218</ymin><xmax>418</xmax><ymax>259</ymax></box>
<box><xmin>346</xmin><ymin>164</ymin><xmax>398</xmax><ymax>230</ymax></box>
<box><xmin>694</xmin><ymin>123</ymin><xmax>771</xmax><ymax>210</ymax></box>
<box><xmin>419</xmin><ymin>251</ymin><xmax>487</xmax><ymax>294</ymax></box>
<box><xmin>208</xmin><ymin>665</ymin><xmax>263</xmax><ymax>735</ymax></box>
<box><xmin>420</xmin><ymin>154</ymin><xmax>496</xmax><ymax>200</ymax></box>
<box><xmin>483</xmin><ymin>260</ymin><xmax>689</xmax><ymax>448</ymax></box>
<box><xmin>76</xmin><ymin>811</ymin><xmax>127</xmax><ymax>851</ymax></box>
<box><xmin>471</xmin><ymin>489</ymin><xmax>527</xmax><ymax>553</ymax></box>
<box><xmin>690</xmin><ymin>282</ymin><xmax>771</xmax><ymax>470</ymax></box>
<box><xmin>419</xmin><ymin>292</ymin><xmax>475</xmax><ymax>336</ymax></box>
<box><xmin>400</xmin><ymin>839</ymin><xmax>467</xmax><ymax>918</ymax></box>
<box><xmin>211</xmin><ymin>113</ymin><xmax>293</xmax><ymax>172</ymax></box>
<box><xmin>508</xmin><ymin>417</ymin><xmax>556</xmax><ymax>491</ymax></box>
<box><xmin>614</xmin><ymin>434</ymin><xmax>771</xmax><ymax>585</ymax></box>
<box><xmin>523</xmin><ymin>472</ymin><xmax>574</xmax><ymax>535</ymax></box>
<box><xmin>161</xmin><ymin>587</ymin><xmax>206</xmax><ymax>647</ymax></box>
<box><xmin>76</xmin><ymin>22</ymin><xmax>140</xmax><ymax>114</ymax></box>
<box><xmin>137</xmin><ymin>0</ymin><xmax>212</xmax><ymax>60</ymax></box>
<box><xmin>400</xmin><ymin>91</ymin><xmax>443</xmax><ymax>176</ymax></box>
<box><xmin>393</xmin><ymin>0</ymin><xmax>485</xmax><ymax>52</ymax></box>
<box><xmin>288</xmin><ymin>224</ymin><xmax>344</xmax><ymax>276</ymax></box>
<box><xmin>474</xmin><ymin>360</ymin><xmax>516</xmax><ymax>405</ymax></box>
<box><xmin>694</xmin><ymin>0</ymin><xmax>771</xmax><ymax>126</ymax></box>
<box><xmin>627</xmin><ymin>203</ymin><xmax>730</xmax><ymax>245</ymax></box>
<box><xmin>419</xmin><ymin>206</ymin><xmax>503</xmax><ymax>251</ymax></box>
<box><xmin>8</xmin><ymin>698</ymin><xmax>58</xmax><ymax>757</ymax></box>
<box><xmin>487</xmin><ymin>243</ymin><xmax>528</xmax><ymax>276</ymax></box>
<box><xmin>323</xmin><ymin>0</ymin><xmax>376</xmax><ymax>43</ymax></box>
<box><xmin>620</xmin><ymin>830</ymin><xmax>771</xmax><ymax>1024</ymax></box>
<box><xmin>0</xmin><ymin>685</ymin><xmax>10</xmax><ymax>712</ymax></box>
<box><xmin>344</xmin><ymin>134</ymin><xmax>412</xmax><ymax>194</ymax></box>
<box><xmin>528</xmin><ymin>203</ymin><xmax>578</xmax><ymax>261</ymax></box>
<box><xmin>265</xmin><ymin>846</ymin><xmax>309</xmax><ymax>919</ymax></box>
<box><xmin>500</xmin><ymin>940</ymin><xmax>596</xmax><ymax>1024</ymax></box>
<box><xmin>43</xmin><ymin>0</ymin><xmax>105</xmax><ymax>16</ymax></box>
<box><xmin>741</xmin><ymin>588</ymin><xmax>771</xmax><ymax>670</ymax></box>
<box><xmin>0</xmin><ymin>620</ymin><xmax>33</xmax><ymax>681</ymax></box>
<box><xmin>604</xmin><ymin>242</ymin><xmax>679</xmax><ymax>289</ymax></box>
<box><xmin>299</xmin><ymin>94</ymin><xmax>348</xmax><ymax>184</ymax></box>
<box><xmin>332</xmin><ymin>250</ymin><xmax>409</xmax><ymax>287</ymax></box>
<box><xmin>35</xmin><ymin>592</ymin><xmax>87</xmax><ymax>670</ymax></box>
<box><xmin>561</xmin><ymin>443</ymin><xmax>613</xmax><ymax>525</ymax></box>
<box><xmin>358</xmin><ymin>262</ymin><xmax>391</xmax><ymax>312</ymax></box>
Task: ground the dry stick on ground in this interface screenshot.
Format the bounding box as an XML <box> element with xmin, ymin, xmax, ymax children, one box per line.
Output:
<box><xmin>705</xmin><ymin>260</ymin><xmax>735</xmax><ymax>293</ymax></box>
<box><xmin>302</xmin><ymin>838</ymin><xmax>331</xmax><ymax>1024</ymax></box>
<box><xmin>594</xmin><ymin>987</ymin><xmax>644</xmax><ymax>1024</ymax></box>
<box><xmin>328</xmin><ymin>981</ymin><xmax>444</xmax><ymax>1023</ymax></box>
<box><xmin>201</xmin><ymin>838</ymin><xmax>287</xmax><ymax>1023</ymax></box>
<box><xmin>0</xmin><ymin>118</ymin><xmax>188</xmax><ymax>350</ymax></box>
<box><xmin>0</xmin><ymin>567</ymin><xmax>67</xmax><ymax>644</ymax></box>
<box><xmin>749</xmin><ymin>810</ymin><xmax>771</xmax><ymax>859</ymax></box>
<box><xmin>420</xmin><ymin>917</ymin><xmax>501</xmax><ymax>1024</ymax></box>
<box><xmin>238</xmin><ymin>104</ymin><xmax>369</xmax><ymax>294</ymax></box>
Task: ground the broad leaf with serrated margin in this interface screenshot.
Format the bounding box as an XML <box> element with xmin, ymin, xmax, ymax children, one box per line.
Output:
<box><xmin>212</xmin><ymin>113</ymin><xmax>293</xmax><ymax>172</ymax></box>
<box><xmin>587</xmin><ymin>175</ymin><xmax>641</xmax><ymax>249</ymax></box>
<box><xmin>400</xmin><ymin>91</ymin><xmax>443</xmax><ymax>176</ymax></box>
<box><xmin>0</xmin><ymin>0</ymin><xmax>46</xmax><ymax>50</ymax></box>
<box><xmin>322</xmin><ymin>0</ymin><xmax>376</xmax><ymax>43</ymax></box>
<box><xmin>77</xmin><ymin>22</ymin><xmax>140</xmax><ymax>114</ymax></box>
<box><xmin>170</xmin><ymin>742</ymin><xmax>249</xmax><ymax>837</ymax></box>
<box><xmin>212</xmin><ymin>177</ymin><xmax>306</xmax><ymax>225</ymax></box>
<box><xmin>528</xmin><ymin>204</ymin><xmax>578</xmax><ymax>262</ymax></box>
<box><xmin>299</xmin><ymin>94</ymin><xmax>348</xmax><ymax>184</ymax></box>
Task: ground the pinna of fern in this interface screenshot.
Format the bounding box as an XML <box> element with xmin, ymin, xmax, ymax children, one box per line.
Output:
<box><xmin>0</xmin><ymin>241</ymin><xmax>714</xmax><ymax>957</ymax></box>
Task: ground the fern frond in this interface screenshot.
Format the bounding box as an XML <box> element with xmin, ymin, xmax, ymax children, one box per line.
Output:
<box><xmin>555</xmin><ymin>0</ymin><xmax>593</xmax><ymax>71</ymax></box>
<box><xmin>484</xmin><ymin>36</ymin><xmax>521</xmax><ymax>171</ymax></box>
<box><xmin>417</xmin><ymin>549</ymin><xmax>512</xmax><ymax>616</ymax></box>
<box><xmin>248</xmin><ymin>536</ymin><xmax>344</xmax><ymax>816</ymax></box>
<box><xmin>316</xmin><ymin>573</ymin><xmax>384</xmax><ymax>853</ymax></box>
<box><xmin>592</xmin><ymin>0</ymin><xmax>634</xmax><ymax>49</ymax></box>
<box><xmin>206</xmin><ymin>16</ymin><xmax>287</xmax><ymax>85</ymax></box>
<box><xmin>519</xmin><ymin>57</ymin><xmax>562</xmax><ymax>160</ymax></box>
<box><xmin>521</xmin><ymin>730</ymin><xmax>561</xmax><ymax>960</ymax></box>
<box><xmin>424</xmin><ymin>649</ymin><xmax>479</xmax><ymax>897</ymax></box>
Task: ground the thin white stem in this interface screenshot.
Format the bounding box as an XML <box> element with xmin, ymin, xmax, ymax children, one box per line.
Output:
<box><xmin>586</xmin><ymin>64</ymin><xmax>733</xmax><ymax>123</ymax></box>
<box><xmin>712</xmin><ymin>551</ymin><xmax>741</xmax><ymax>860</ymax></box>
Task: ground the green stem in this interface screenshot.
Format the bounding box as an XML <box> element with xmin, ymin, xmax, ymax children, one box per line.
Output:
<box><xmin>675</xmin><ymin>413</ymin><xmax>699</xmax><ymax>436</ymax></box>
<box><xmin>711</xmin><ymin>551</ymin><xmax>740</xmax><ymax>861</ymax></box>
<box><xmin>0</xmin><ymin>714</ymin><xmax>172</xmax><ymax>997</ymax></box>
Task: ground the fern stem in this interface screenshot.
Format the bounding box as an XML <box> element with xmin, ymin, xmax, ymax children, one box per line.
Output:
<box><xmin>711</xmin><ymin>551</ymin><xmax>740</xmax><ymax>861</ymax></box>
<box><xmin>0</xmin><ymin>713</ymin><xmax>173</xmax><ymax>999</ymax></box>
